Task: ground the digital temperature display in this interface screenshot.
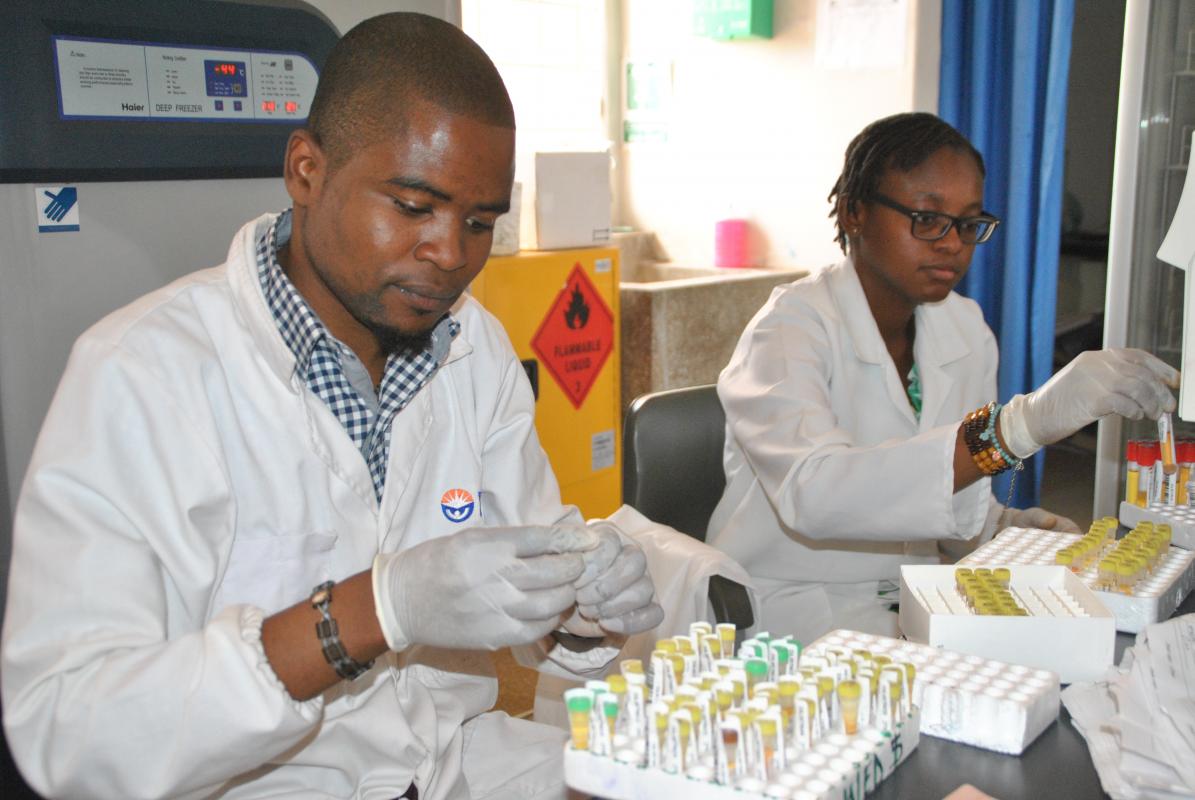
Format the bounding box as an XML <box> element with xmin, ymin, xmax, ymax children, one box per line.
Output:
<box><xmin>204</xmin><ymin>59</ymin><xmax>247</xmax><ymax>97</ymax></box>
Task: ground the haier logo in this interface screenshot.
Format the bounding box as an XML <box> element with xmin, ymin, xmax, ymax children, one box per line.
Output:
<box><xmin>121</xmin><ymin>102</ymin><xmax>145</xmax><ymax>112</ymax></box>
<box><xmin>440</xmin><ymin>489</ymin><xmax>475</xmax><ymax>523</ymax></box>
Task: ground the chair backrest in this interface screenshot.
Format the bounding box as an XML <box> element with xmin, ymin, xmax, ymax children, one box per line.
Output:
<box><xmin>622</xmin><ymin>384</ymin><xmax>726</xmax><ymax>542</ymax></box>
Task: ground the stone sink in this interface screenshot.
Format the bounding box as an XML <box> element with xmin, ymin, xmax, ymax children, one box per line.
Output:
<box><xmin>619</xmin><ymin>260</ymin><xmax>807</xmax><ymax>415</ymax></box>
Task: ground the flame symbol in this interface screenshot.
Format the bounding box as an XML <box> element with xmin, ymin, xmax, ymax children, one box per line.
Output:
<box><xmin>564</xmin><ymin>283</ymin><xmax>590</xmax><ymax>329</ymax></box>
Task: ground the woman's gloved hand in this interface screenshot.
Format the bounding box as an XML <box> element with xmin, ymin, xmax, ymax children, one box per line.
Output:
<box><xmin>371</xmin><ymin>524</ymin><xmax>598</xmax><ymax>652</ymax></box>
<box><xmin>1000</xmin><ymin>348</ymin><xmax>1178</xmax><ymax>459</ymax></box>
<box><xmin>560</xmin><ymin>521</ymin><xmax>665</xmax><ymax>638</ymax></box>
<box><xmin>1004</xmin><ymin>506</ymin><xmax>1082</xmax><ymax>534</ymax></box>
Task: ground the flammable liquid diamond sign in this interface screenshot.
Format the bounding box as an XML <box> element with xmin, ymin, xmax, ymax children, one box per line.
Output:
<box><xmin>531</xmin><ymin>264</ymin><xmax>614</xmax><ymax>409</ymax></box>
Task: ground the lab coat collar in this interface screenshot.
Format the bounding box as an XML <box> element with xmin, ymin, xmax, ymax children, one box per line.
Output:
<box><xmin>830</xmin><ymin>257</ymin><xmax>972</xmax><ymax>369</ymax></box>
<box><xmin>227</xmin><ymin>214</ymin><xmax>474</xmax><ymax>389</ymax></box>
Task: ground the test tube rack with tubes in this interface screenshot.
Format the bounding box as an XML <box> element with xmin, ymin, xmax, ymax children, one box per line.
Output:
<box><xmin>960</xmin><ymin>524</ymin><xmax>1195</xmax><ymax>633</ymax></box>
<box><xmin>1119</xmin><ymin>501</ymin><xmax>1195</xmax><ymax>551</ymax></box>
<box><xmin>1123</xmin><ymin>412</ymin><xmax>1193</xmax><ymax>509</ymax></box>
<box><xmin>898</xmin><ymin>565</ymin><xmax>1115</xmax><ymax>683</ymax></box>
<box><xmin>813</xmin><ymin>629</ymin><xmax>1059</xmax><ymax>755</ymax></box>
<box><xmin>561</xmin><ymin>622</ymin><xmax>919</xmax><ymax>800</ymax></box>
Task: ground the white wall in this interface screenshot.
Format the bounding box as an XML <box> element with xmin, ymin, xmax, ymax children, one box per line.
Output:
<box><xmin>616</xmin><ymin>0</ymin><xmax>941</xmax><ymax>271</ymax></box>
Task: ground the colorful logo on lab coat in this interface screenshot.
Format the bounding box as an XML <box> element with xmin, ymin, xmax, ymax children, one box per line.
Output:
<box><xmin>440</xmin><ymin>489</ymin><xmax>475</xmax><ymax>523</ymax></box>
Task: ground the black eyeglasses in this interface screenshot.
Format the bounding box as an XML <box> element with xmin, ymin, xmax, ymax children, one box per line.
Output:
<box><xmin>870</xmin><ymin>193</ymin><xmax>1001</xmax><ymax>245</ymax></box>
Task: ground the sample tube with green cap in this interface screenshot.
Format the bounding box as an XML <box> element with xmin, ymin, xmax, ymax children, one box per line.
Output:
<box><xmin>564</xmin><ymin>688</ymin><xmax>593</xmax><ymax>751</ymax></box>
<box><xmin>745</xmin><ymin>657</ymin><xmax>769</xmax><ymax>695</ymax></box>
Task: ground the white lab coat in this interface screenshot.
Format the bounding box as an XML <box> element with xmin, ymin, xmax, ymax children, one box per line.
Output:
<box><xmin>706</xmin><ymin>258</ymin><xmax>999</xmax><ymax>642</ymax></box>
<box><xmin>1</xmin><ymin>214</ymin><xmax>619</xmax><ymax>800</ymax></box>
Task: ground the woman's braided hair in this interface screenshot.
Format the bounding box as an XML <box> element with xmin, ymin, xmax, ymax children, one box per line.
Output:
<box><xmin>828</xmin><ymin>112</ymin><xmax>985</xmax><ymax>253</ymax></box>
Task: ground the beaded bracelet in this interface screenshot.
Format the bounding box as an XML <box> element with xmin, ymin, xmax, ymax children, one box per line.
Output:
<box><xmin>963</xmin><ymin>402</ymin><xmax>1022</xmax><ymax>476</ymax></box>
<box><xmin>979</xmin><ymin>402</ymin><xmax>1023</xmax><ymax>471</ymax></box>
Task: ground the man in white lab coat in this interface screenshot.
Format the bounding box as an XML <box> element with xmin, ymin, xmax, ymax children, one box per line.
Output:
<box><xmin>708</xmin><ymin>113</ymin><xmax>1178</xmax><ymax>643</ymax></box>
<box><xmin>1</xmin><ymin>14</ymin><xmax>662</xmax><ymax>799</ymax></box>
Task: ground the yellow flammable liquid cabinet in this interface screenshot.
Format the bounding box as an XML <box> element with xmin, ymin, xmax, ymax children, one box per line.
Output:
<box><xmin>470</xmin><ymin>248</ymin><xmax>621</xmax><ymax>518</ymax></box>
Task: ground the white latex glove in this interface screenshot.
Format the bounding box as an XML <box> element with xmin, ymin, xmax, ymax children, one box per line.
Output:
<box><xmin>561</xmin><ymin>521</ymin><xmax>665</xmax><ymax>638</ymax></box>
<box><xmin>1000</xmin><ymin>348</ymin><xmax>1178</xmax><ymax>459</ymax></box>
<box><xmin>372</xmin><ymin>524</ymin><xmax>598</xmax><ymax>652</ymax></box>
<box><xmin>1004</xmin><ymin>506</ymin><xmax>1082</xmax><ymax>534</ymax></box>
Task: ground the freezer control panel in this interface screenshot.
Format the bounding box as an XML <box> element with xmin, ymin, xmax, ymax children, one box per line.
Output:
<box><xmin>53</xmin><ymin>36</ymin><xmax>319</xmax><ymax>123</ymax></box>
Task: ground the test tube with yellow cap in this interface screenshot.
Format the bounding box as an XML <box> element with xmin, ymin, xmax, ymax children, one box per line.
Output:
<box><xmin>716</xmin><ymin>623</ymin><xmax>737</xmax><ymax>659</ymax></box>
<box><xmin>1159</xmin><ymin>412</ymin><xmax>1178</xmax><ymax>492</ymax></box>
<box><xmin>836</xmin><ymin>679</ymin><xmax>863</xmax><ymax>734</ymax></box>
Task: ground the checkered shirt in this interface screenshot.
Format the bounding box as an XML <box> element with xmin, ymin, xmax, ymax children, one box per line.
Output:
<box><xmin>256</xmin><ymin>211</ymin><xmax>459</xmax><ymax>501</ymax></box>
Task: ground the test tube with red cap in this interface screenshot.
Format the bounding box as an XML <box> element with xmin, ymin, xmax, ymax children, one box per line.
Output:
<box><xmin>1125</xmin><ymin>440</ymin><xmax>1141</xmax><ymax>506</ymax></box>
<box><xmin>1180</xmin><ymin>439</ymin><xmax>1195</xmax><ymax>506</ymax></box>
<box><xmin>1138</xmin><ymin>440</ymin><xmax>1159</xmax><ymax>506</ymax></box>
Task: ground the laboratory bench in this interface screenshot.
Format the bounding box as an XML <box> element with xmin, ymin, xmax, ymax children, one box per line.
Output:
<box><xmin>868</xmin><ymin>589</ymin><xmax>1195</xmax><ymax>800</ymax></box>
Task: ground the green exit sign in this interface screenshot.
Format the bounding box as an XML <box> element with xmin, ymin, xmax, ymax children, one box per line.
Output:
<box><xmin>693</xmin><ymin>0</ymin><xmax>773</xmax><ymax>41</ymax></box>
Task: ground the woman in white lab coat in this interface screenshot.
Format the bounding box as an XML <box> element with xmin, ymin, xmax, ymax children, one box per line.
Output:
<box><xmin>707</xmin><ymin>113</ymin><xmax>1177</xmax><ymax>642</ymax></box>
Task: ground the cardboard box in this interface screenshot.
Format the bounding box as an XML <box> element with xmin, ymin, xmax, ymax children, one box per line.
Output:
<box><xmin>525</xmin><ymin>151</ymin><xmax>611</xmax><ymax>250</ymax></box>
<box><xmin>899</xmin><ymin>565</ymin><xmax>1115</xmax><ymax>684</ymax></box>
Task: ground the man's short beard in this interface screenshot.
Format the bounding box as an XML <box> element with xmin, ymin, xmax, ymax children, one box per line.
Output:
<box><xmin>369</xmin><ymin>319</ymin><xmax>437</xmax><ymax>358</ymax></box>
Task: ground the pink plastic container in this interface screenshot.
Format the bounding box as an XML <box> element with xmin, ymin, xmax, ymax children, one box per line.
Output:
<box><xmin>714</xmin><ymin>218</ymin><xmax>752</xmax><ymax>268</ymax></box>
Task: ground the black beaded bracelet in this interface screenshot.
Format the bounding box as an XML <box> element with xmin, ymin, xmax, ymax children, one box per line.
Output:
<box><xmin>310</xmin><ymin>580</ymin><xmax>374</xmax><ymax>681</ymax></box>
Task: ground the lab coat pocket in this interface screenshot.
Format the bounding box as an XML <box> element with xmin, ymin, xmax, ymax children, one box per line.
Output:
<box><xmin>213</xmin><ymin>531</ymin><xmax>339</xmax><ymax>617</ymax></box>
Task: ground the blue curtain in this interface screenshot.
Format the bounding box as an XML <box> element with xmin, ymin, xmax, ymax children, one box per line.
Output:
<box><xmin>939</xmin><ymin>0</ymin><xmax>1075</xmax><ymax>509</ymax></box>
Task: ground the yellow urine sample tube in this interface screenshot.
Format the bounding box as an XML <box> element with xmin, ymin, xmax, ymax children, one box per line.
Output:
<box><xmin>620</xmin><ymin>659</ymin><xmax>644</xmax><ymax>677</ymax></box>
<box><xmin>993</xmin><ymin>567</ymin><xmax>1011</xmax><ymax>588</ymax></box>
<box><xmin>1115</xmin><ymin>560</ymin><xmax>1135</xmax><ymax>595</ymax></box>
<box><xmin>837</xmin><ymin>679</ymin><xmax>863</xmax><ymax>734</ymax></box>
<box><xmin>887</xmin><ymin>679</ymin><xmax>903</xmax><ymax>721</ymax></box>
<box><xmin>673</xmin><ymin>636</ymin><xmax>694</xmax><ymax>655</ymax></box>
<box><xmin>1054</xmin><ymin>548</ymin><xmax>1075</xmax><ymax>568</ymax></box>
<box><xmin>1098</xmin><ymin>558</ymin><xmax>1116</xmax><ymax>591</ymax></box>
<box><xmin>755</xmin><ymin>716</ymin><xmax>778</xmax><ymax>774</ymax></box>
<box><xmin>655</xmin><ymin>638</ymin><xmax>678</xmax><ymax>654</ymax></box>
<box><xmin>702</xmin><ymin>634</ymin><xmax>721</xmax><ymax>660</ymax></box>
<box><xmin>753</xmin><ymin>684</ymin><xmax>779</xmax><ymax>705</ymax></box>
<box><xmin>716</xmin><ymin>623</ymin><xmax>737</xmax><ymax>659</ymax></box>
<box><xmin>668</xmin><ymin>654</ymin><xmax>686</xmax><ymax>684</ymax></box>
<box><xmin>1159</xmin><ymin>412</ymin><xmax>1178</xmax><ymax>476</ymax></box>
<box><xmin>954</xmin><ymin>568</ymin><xmax>973</xmax><ymax>590</ymax></box>
<box><xmin>714</xmin><ymin>682</ymin><xmax>734</xmax><ymax>714</ymax></box>
<box><xmin>564</xmin><ymin>689</ymin><xmax>593</xmax><ymax>750</ymax></box>
<box><xmin>901</xmin><ymin>662</ymin><xmax>916</xmax><ymax>696</ymax></box>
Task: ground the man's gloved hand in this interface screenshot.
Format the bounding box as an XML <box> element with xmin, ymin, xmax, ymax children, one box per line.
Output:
<box><xmin>372</xmin><ymin>524</ymin><xmax>599</xmax><ymax>652</ymax></box>
<box><xmin>1004</xmin><ymin>506</ymin><xmax>1082</xmax><ymax>534</ymax></box>
<box><xmin>1000</xmin><ymin>349</ymin><xmax>1178</xmax><ymax>459</ymax></box>
<box><xmin>561</xmin><ymin>521</ymin><xmax>665</xmax><ymax>638</ymax></box>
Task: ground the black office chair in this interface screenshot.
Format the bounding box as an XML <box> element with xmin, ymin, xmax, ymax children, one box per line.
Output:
<box><xmin>622</xmin><ymin>384</ymin><xmax>754</xmax><ymax>634</ymax></box>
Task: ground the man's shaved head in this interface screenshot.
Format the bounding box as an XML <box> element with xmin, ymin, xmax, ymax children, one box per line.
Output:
<box><xmin>305</xmin><ymin>13</ymin><xmax>515</xmax><ymax>168</ymax></box>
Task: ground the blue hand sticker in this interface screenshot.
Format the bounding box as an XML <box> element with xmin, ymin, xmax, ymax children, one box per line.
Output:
<box><xmin>43</xmin><ymin>187</ymin><xmax>78</xmax><ymax>222</ymax></box>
